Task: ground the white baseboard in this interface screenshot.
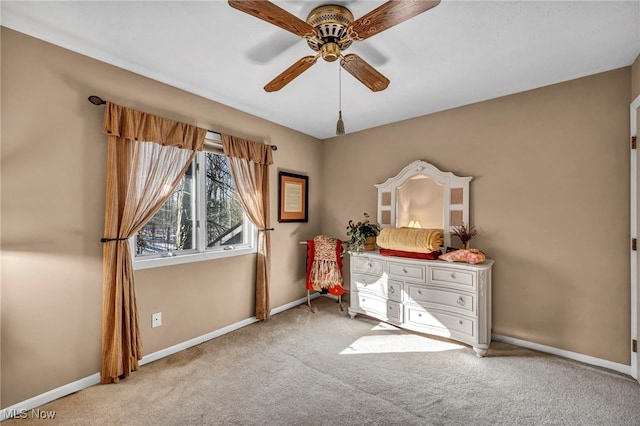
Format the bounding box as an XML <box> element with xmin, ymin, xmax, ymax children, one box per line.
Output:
<box><xmin>492</xmin><ymin>333</ymin><xmax>631</xmax><ymax>376</ymax></box>
<box><xmin>1</xmin><ymin>294</ymin><xmax>318</xmax><ymax>422</ymax></box>
<box><xmin>0</xmin><ymin>374</ymin><xmax>101</xmax><ymax>421</ymax></box>
<box><xmin>141</xmin><ymin>293</ymin><xmax>319</xmax><ymax>366</ymax></box>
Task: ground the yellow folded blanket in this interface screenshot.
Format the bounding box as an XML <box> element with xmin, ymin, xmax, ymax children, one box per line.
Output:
<box><xmin>376</xmin><ymin>227</ymin><xmax>443</xmax><ymax>253</ymax></box>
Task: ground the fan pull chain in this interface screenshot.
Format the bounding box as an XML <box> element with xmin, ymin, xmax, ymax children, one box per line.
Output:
<box><xmin>339</xmin><ymin>65</ymin><xmax>342</xmax><ymax>111</ymax></box>
<box><xmin>336</xmin><ymin>65</ymin><xmax>345</xmax><ymax>136</ymax></box>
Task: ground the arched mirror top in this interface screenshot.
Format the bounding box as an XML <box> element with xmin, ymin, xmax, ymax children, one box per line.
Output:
<box><xmin>375</xmin><ymin>160</ymin><xmax>472</xmax><ymax>249</ymax></box>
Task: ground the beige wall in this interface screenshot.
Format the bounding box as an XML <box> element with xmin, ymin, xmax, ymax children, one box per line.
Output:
<box><xmin>1</xmin><ymin>28</ymin><xmax>323</xmax><ymax>407</ymax></box>
<box><xmin>323</xmin><ymin>67</ymin><xmax>631</xmax><ymax>365</ymax></box>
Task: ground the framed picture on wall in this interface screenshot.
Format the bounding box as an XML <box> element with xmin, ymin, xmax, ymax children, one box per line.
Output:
<box><xmin>278</xmin><ymin>171</ymin><xmax>308</xmax><ymax>223</ymax></box>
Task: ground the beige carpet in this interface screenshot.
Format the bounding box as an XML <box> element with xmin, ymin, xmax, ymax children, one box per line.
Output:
<box><xmin>6</xmin><ymin>297</ymin><xmax>640</xmax><ymax>425</ymax></box>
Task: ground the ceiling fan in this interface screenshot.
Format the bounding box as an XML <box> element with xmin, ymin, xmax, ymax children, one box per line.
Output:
<box><xmin>228</xmin><ymin>0</ymin><xmax>441</xmax><ymax>92</ymax></box>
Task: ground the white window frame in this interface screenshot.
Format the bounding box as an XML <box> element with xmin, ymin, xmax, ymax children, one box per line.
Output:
<box><xmin>132</xmin><ymin>132</ymin><xmax>257</xmax><ymax>270</ymax></box>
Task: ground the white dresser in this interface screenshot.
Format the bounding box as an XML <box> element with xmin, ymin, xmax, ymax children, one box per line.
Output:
<box><xmin>348</xmin><ymin>251</ymin><xmax>494</xmax><ymax>357</ymax></box>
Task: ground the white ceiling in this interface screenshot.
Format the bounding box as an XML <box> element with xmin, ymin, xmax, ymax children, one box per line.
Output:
<box><xmin>2</xmin><ymin>1</ymin><xmax>639</xmax><ymax>139</ymax></box>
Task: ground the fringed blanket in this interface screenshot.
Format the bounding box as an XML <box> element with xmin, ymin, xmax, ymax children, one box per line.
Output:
<box><xmin>306</xmin><ymin>235</ymin><xmax>344</xmax><ymax>296</ymax></box>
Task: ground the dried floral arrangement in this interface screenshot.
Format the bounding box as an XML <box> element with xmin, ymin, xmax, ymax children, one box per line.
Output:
<box><xmin>450</xmin><ymin>223</ymin><xmax>478</xmax><ymax>249</ymax></box>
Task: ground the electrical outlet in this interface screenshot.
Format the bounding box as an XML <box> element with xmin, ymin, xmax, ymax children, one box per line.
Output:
<box><xmin>151</xmin><ymin>312</ymin><xmax>162</xmax><ymax>328</ymax></box>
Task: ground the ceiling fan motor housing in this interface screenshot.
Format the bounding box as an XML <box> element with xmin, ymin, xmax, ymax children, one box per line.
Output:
<box><xmin>306</xmin><ymin>5</ymin><xmax>354</xmax><ymax>62</ymax></box>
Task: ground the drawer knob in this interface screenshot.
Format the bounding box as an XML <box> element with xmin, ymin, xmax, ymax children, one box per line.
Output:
<box><xmin>363</xmin><ymin>282</ymin><xmax>368</xmax><ymax>287</ymax></box>
<box><xmin>389</xmin><ymin>287</ymin><xmax>395</xmax><ymax>294</ymax></box>
<box><xmin>367</xmin><ymin>262</ymin><xmax>372</xmax><ymax>268</ymax></box>
<box><xmin>417</xmin><ymin>290</ymin><xmax>422</xmax><ymax>295</ymax></box>
<box><xmin>457</xmin><ymin>297</ymin><xmax>465</xmax><ymax>306</ymax></box>
<box><xmin>418</xmin><ymin>313</ymin><xmax>422</xmax><ymax>317</ymax></box>
<box><xmin>459</xmin><ymin>320</ymin><xmax>463</xmax><ymax>325</ymax></box>
<box><xmin>388</xmin><ymin>306</ymin><xmax>393</xmax><ymax>311</ymax></box>
<box><xmin>450</xmin><ymin>273</ymin><xmax>456</xmax><ymax>279</ymax></box>
<box><xmin>403</xmin><ymin>268</ymin><xmax>408</xmax><ymax>274</ymax></box>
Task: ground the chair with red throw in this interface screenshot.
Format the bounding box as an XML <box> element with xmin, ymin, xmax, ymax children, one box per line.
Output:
<box><xmin>305</xmin><ymin>235</ymin><xmax>344</xmax><ymax>312</ymax></box>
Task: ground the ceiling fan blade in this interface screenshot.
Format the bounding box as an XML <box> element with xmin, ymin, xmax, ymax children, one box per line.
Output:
<box><xmin>340</xmin><ymin>54</ymin><xmax>390</xmax><ymax>92</ymax></box>
<box><xmin>264</xmin><ymin>55</ymin><xmax>319</xmax><ymax>92</ymax></box>
<box><xmin>228</xmin><ymin>0</ymin><xmax>317</xmax><ymax>39</ymax></box>
<box><xmin>347</xmin><ymin>0</ymin><xmax>441</xmax><ymax>41</ymax></box>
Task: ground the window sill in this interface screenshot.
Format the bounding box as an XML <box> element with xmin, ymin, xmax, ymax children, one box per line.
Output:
<box><xmin>133</xmin><ymin>246</ymin><xmax>258</xmax><ymax>270</ymax></box>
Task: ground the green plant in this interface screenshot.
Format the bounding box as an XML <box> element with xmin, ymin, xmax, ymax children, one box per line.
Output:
<box><xmin>346</xmin><ymin>213</ymin><xmax>381</xmax><ymax>252</ymax></box>
<box><xmin>450</xmin><ymin>223</ymin><xmax>478</xmax><ymax>249</ymax></box>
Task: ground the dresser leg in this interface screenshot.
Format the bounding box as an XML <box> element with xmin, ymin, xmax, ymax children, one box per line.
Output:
<box><xmin>473</xmin><ymin>346</ymin><xmax>487</xmax><ymax>357</ymax></box>
<box><xmin>347</xmin><ymin>308</ymin><xmax>357</xmax><ymax>319</ymax></box>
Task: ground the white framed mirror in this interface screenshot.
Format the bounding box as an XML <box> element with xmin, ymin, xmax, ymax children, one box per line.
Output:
<box><xmin>375</xmin><ymin>160</ymin><xmax>472</xmax><ymax>249</ymax></box>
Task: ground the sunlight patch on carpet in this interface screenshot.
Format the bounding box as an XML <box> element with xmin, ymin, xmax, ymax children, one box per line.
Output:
<box><xmin>370</xmin><ymin>322</ymin><xmax>400</xmax><ymax>331</ymax></box>
<box><xmin>340</xmin><ymin>332</ymin><xmax>465</xmax><ymax>355</ymax></box>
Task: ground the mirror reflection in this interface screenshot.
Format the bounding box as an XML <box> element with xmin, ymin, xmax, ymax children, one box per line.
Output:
<box><xmin>396</xmin><ymin>176</ymin><xmax>444</xmax><ymax>229</ymax></box>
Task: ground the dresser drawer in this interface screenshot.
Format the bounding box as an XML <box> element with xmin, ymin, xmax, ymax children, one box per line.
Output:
<box><xmin>353</xmin><ymin>274</ymin><xmax>402</xmax><ymax>302</ymax></box>
<box><xmin>352</xmin><ymin>292</ymin><xmax>402</xmax><ymax>324</ymax></box>
<box><xmin>406</xmin><ymin>285</ymin><xmax>475</xmax><ymax>316</ymax></box>
<box><xmin>351</xmin><ymin>256</ymin><xmax>384</xmax><ymax>276</ymax></box>
<box><xmin>405</xmin><ymin>307</ymin><xmax>475</xmax><ymax>339</ymax></box>
<box><xmin>385</xmin><ymin>300</ymin><xmax>403</xmax><ymax>323</ymax></box>
<box><xmin>387</xmin><ymin>261</ymin><xmax>426</xmax><ymax>283</ymax></box>
<box><xmin>428</xmin><ymin>267</ymin><xmax>476</xmax><ymax>291</ymax></box>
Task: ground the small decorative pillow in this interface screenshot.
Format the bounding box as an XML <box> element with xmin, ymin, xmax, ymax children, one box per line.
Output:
<box><xmin>438</xmin><ymin>249</ymin><xmax>486</xmax><ymax>265</ymax></box>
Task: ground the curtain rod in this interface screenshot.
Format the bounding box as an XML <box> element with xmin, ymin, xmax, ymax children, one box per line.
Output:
<box><xmin>88</xmin><ymin>95</ymin><xmax>277</xmax><ymax>151</ymax></box>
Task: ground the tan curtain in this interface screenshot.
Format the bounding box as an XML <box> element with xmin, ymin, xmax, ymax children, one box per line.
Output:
<box><xmin>101</xmin><ymin>102</ymin><xmax>205</xmax><ymax>384</ymax></box>
<box><xmin>221</xmin><ymin>134</ymin><xmax>273</xmax><ymax>320</ymax></box>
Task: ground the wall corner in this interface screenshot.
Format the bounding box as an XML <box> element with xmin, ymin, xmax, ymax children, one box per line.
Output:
<box><xmin>632</xmin><ymin>53</ymin><xmax>640</xmax><ymax>100</ymax></box>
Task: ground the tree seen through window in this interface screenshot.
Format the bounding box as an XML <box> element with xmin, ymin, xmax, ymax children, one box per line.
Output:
<box><xmin>135</xmin><ymin>152</ymin><xmax>246</xmax><ymax>257</ymax></box>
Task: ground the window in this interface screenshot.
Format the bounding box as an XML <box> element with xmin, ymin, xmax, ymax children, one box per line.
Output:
<box><xmin>133</xmin><ymin>142</ymin><xmax>256</xmax><ymax>269</ymax></box>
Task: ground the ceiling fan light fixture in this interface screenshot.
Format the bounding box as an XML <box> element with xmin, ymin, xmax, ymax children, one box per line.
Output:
<box><xmin>321</xmin><ymin>42</ymin><xmax>340</xmax><ymax>62</ymax></box>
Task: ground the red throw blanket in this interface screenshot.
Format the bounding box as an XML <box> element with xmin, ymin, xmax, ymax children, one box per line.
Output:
<box><xmin>379</xmin><ymin>248</ymin><xmax>441</xmax><ymax>260</ymax></box>
<box><xmin>306</xmin><ymin>236</ymin><xmax>344</xmax><ymax>296</ymax></box>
